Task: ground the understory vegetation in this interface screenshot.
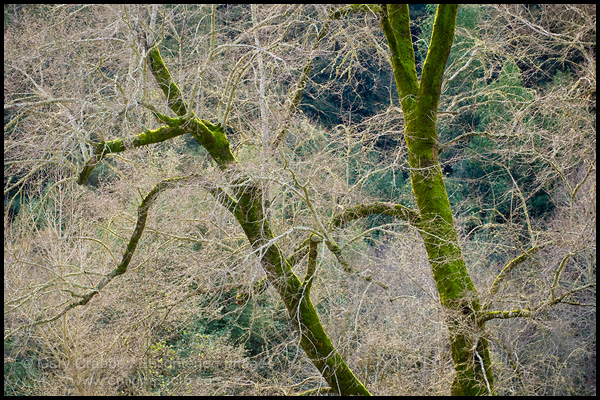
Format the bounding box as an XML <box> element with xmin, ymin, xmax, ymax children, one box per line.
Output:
<box><xmin>4</xmin><ymin>4</ymin><xmax>595</xmax><ymax>395</ymax></box>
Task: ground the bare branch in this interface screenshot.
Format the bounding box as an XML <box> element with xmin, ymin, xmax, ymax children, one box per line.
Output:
<box><xmin>5</xmin><ymin>175</ymin><xmax>190</xmax><ymax>340</ymax></box>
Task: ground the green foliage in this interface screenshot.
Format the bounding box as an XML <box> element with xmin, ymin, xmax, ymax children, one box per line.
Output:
<box><xmin>299</xmin><ymin>49</ymin><xmax>393</xmax><ymax>127</ymax></box>
<box><xmin>4</xmin><ymin>339</ymin><xmax>41</xmax><ymax>396</ymax></box>
<box><xmin>548</xmin><ymin>67</ymin><xmax>574</xmax><ymax>87</ymax></box>
<box><xmin>446</xmin><ymin>134</ymin><xmax>555</xmax><ymax>225</ymax></box>
<box><xmin>436</xmin><ymin>13</ymin><xmax>559</xmax><ymax>226</ymax></box>
<box><xmin>479</xmin><ymin>59</ymin><xmax>534</xmax><ymax>127</ymax></box>
<box><xmin>455</xmin><ymin>3</ymin><xmax>482</xmax><ymax>31</ymax></box>
<box><xmin>194</xmin><ymin>289</ymin><xmax>293</xmax><ymax>358</ymax></box>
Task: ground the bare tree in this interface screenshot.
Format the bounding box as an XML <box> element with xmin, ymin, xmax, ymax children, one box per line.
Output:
<box><xmin>4</xmin><ymin>4</ymin><xmax>595</xmax><ymax>396</ymax></box>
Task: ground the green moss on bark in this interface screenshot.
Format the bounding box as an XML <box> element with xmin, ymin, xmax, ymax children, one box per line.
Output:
<box><xmin>77</xmin><ymin>125</ymin><xmax>187</xmax><ymax>185</ymax></box>
<box><xmin>231</xmin><ymin>183</ymin><xmax>370</xmax><ymax>395</ymax></box>
<box><xmin>147</xmin><ymin>47</ymin><xmax>188</xmax><ymax>117</ymax></box>
<box><xmin>189</xmin><ymin>119</ymin><xmax>236</xmax><ymax>166</ymax></box>
<box><xmin>382</xmin><ymin>4</ymin><xmax>495</xmax><ymax>395</ymax></box>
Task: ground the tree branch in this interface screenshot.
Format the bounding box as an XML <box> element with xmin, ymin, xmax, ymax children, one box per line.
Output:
<box><xmin>419</xmin><ymin>4</ymin><xmax>459</xmax><ymax>114</ymax></box>
<box><xmin>145</xmin><ymin>45</ymin><xmax>189</xmax><ymax>117</ymax></box>
<box><xmin>486</xmin><ymin>242</ymin><xmax>552</xmax><ymax>303</ymax></box>
<box><xmin>77</xmin><ymin>125</ymin><xmax>187</xmax><ymax>185</ymax></box>
<box><xmin>329</xmin><ymin>201</ymin><xmax>420</xmax><ymax>228</ymax></box>
<box><xmin>380</xmin><ymin>4</ymin><xmax>419</xmax><ymax>108</ymax></box>
<box><xmin>478</xmin><ymin>308</ymin><xmax>532</xmax><ymax>324</ymax></box>
<box><xmin>479</xmin><ymin>281</ymin><xmax>595</xmax><ymax>324</ymax></box>
<box><xmin>5</xmin><ymin>176</ymin><xmax>189</xmax><ymax>340</ymax></box>
<box><xmin>143</xmin><ymin>39</ymin><xmax>237</xmax><ymax>167</ymax></box>
<box><xmin>302</xmin><ymin>234</ymin><xmax>321</xmax><ymax>294</ymax></box>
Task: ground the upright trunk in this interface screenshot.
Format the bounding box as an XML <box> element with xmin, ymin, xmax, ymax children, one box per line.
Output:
<box><xmin>405</xmin><ymin>114</ymin><xmax>494</xmax><ymax>395</ymax></box>
<box><xmin>381</xmin><ymin>5</ymin><xmax>494</xmax><ymax>395</ymax></box>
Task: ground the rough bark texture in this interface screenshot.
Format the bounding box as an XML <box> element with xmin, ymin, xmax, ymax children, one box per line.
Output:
<box><xmin>381</xmin><ymin>4</ymin><xmax>495</xmax><ymax>395</ymax></box>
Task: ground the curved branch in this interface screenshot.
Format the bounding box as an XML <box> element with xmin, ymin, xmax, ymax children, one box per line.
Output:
<box><xmin>77</xmin><ymin>124</ymin><xmax>187</xmax><ymax>185</ymax></box>
<box><xmin>551</xmin><ymin>252</ymin><xmax>572</xmax><ymax>300</ymax></box>
<box><xmin>486</xmin><ymin>243</ymin><xmax>552</xmax><ymax>303</ymax></box>
<box><xmin>570</xmin><ymin>160</ymin><xmax>595</xmax><ymax>205</ymax></box>
<box><xmin>302</xmin><ymin>234</ymin><xmax>321</xmax><ymax>294</ymax></box>
<box><xmin>329</xmin><ymin>201</ymin><xmax>419</xmax><ymax>228</ymax></box>
<box><xmin>5</xmin><ymin>176</ymin><xmax>189</xmax><ymax>340</ymax></box>
<box><xmin>283</xmin><ymin>201</ymin><xmax>419</xmax><ymax>297</ymax></box>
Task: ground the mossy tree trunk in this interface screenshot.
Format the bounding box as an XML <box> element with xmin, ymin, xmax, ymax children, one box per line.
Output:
<box><xmin>78</xmin><ymin>40</ymin><xmax>370</xmax><ymax>395</ymax></box>
<box><xmin>380</xmin><ymin>4</ymin><xmax>495</xmax><ymax>395</ymax></box>
<box><xmin>77</xmin><ymin>5</ymin><xmax>494</xmax><ymax>395</ymax></box>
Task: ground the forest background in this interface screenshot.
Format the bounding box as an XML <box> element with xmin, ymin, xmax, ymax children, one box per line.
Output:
<box><xmin>4</xmin><ymin>4</ymin><xmax>596</xmax><ymax>396</ymax></box>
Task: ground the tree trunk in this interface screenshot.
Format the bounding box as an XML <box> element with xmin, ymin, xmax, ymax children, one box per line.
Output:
<box><xmin>143</xmin><ymin>43</ymin><xmax>371</xmax><ymax>396</ymax></box>
<box><xmin>381</xmin><ymin>4</ymin><xmax>494</xmax><ymax>395</ymax></box>
<box><xmin>233</xmin><ymin>183</ymin><xmax>370</xmax><ymax>395</ymax></box>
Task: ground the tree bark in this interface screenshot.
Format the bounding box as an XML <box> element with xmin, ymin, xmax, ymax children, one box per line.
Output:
<box><xmin>143</xmin><ymin>41</ymin><xmax>371</xmax><ymax>396</ymax></box>
<box><xmin>381</xmin><ymin>4</ymin><xmax>495</xmax><ymax>395</ymax></box>
<box><xmin>75</xmin><ymin>6</ymin><xmax>496</xmax><ymax>395</ymax></box>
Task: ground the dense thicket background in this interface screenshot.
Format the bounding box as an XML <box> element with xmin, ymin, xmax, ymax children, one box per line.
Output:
<box><xmin>4</xmin><ymin>4</ymin><xmax>595</xmax><ymax>395</ymax></box>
